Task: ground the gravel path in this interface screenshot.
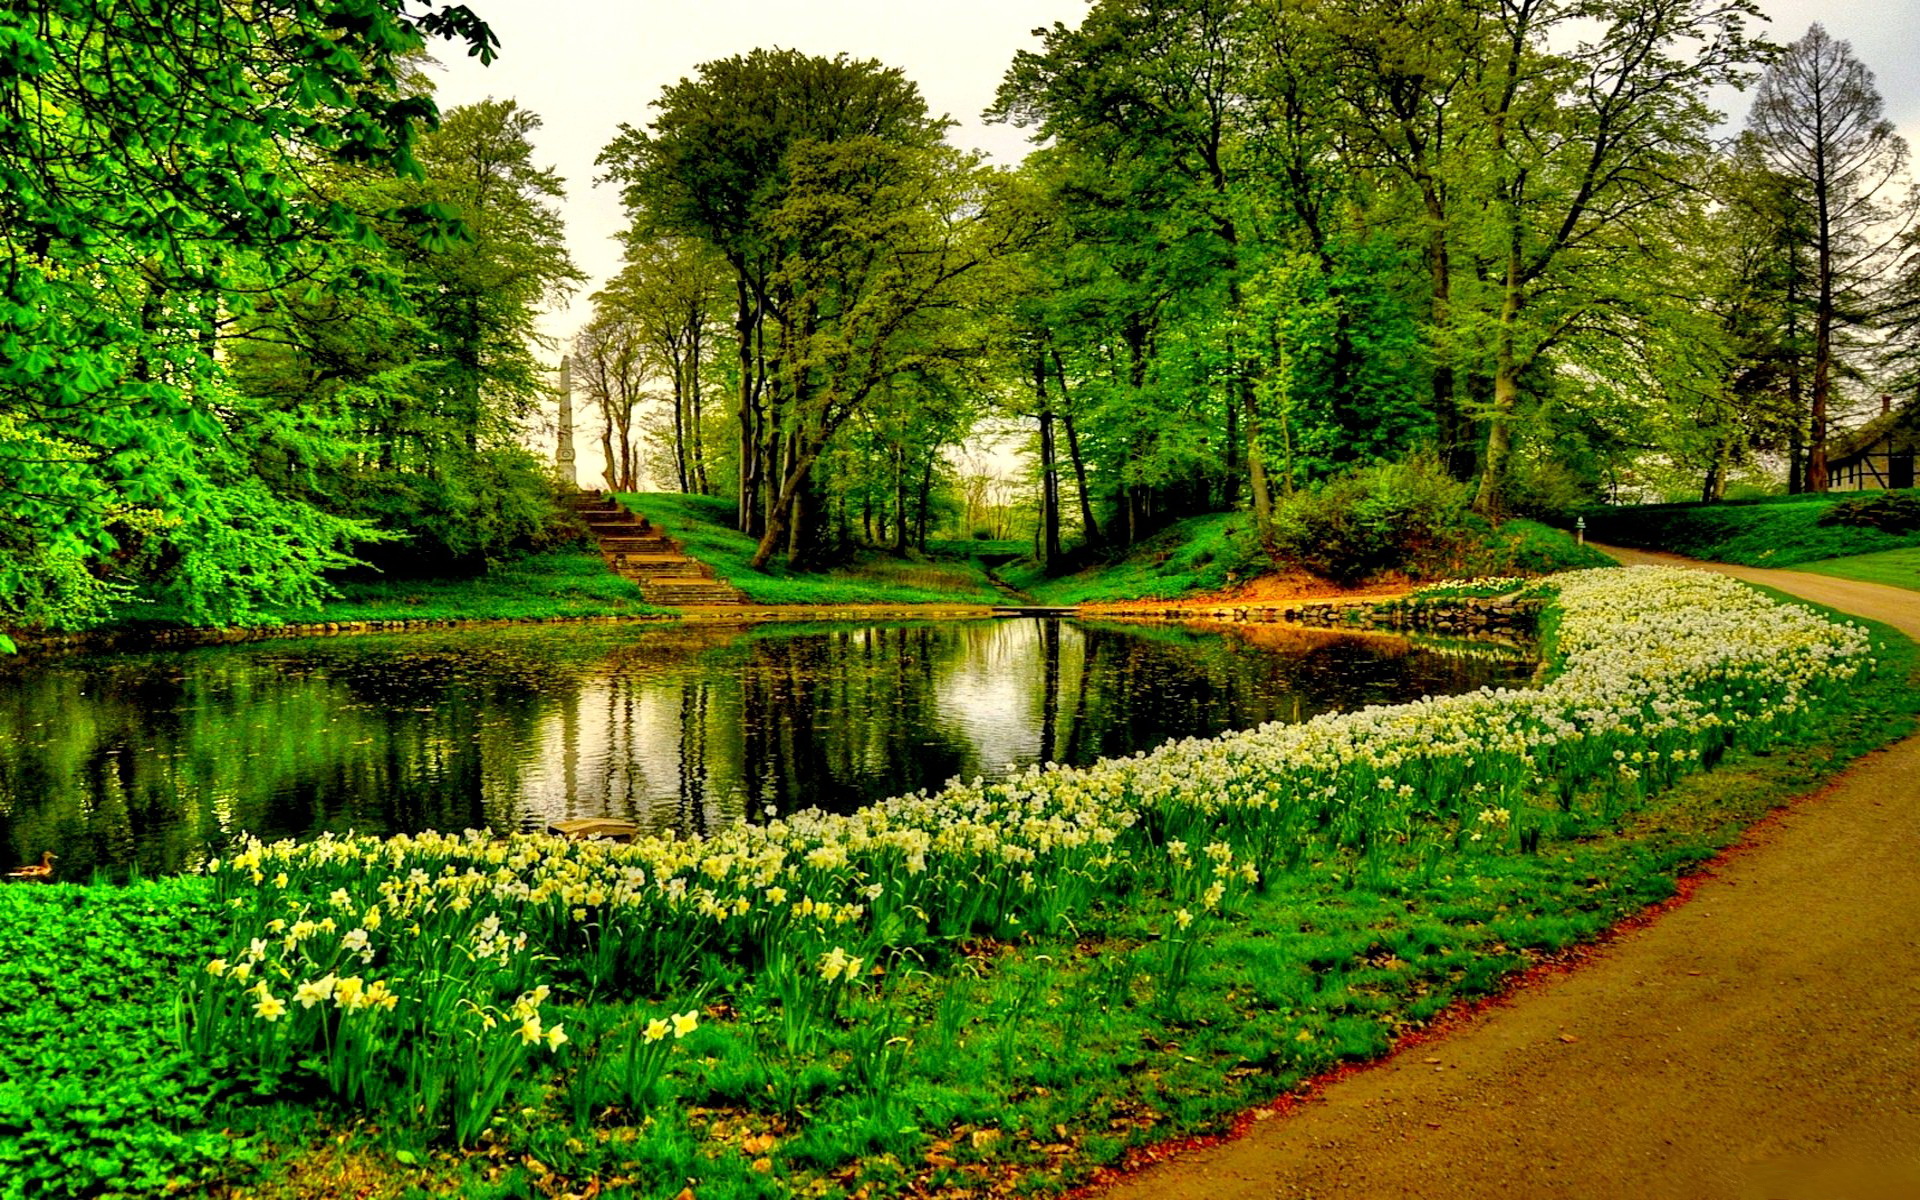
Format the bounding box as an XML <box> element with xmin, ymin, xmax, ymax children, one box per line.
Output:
<box><xmin>1092</xmin><ymin>547</ymin><xmax>1920</xmax><ymax>1200</ymax></box>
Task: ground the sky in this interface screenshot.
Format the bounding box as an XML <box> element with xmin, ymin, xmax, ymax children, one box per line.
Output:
<box><xmin>427</xmin><ymin>1</ymin><xmax>1920</xmax><ymax>474</ymax></box>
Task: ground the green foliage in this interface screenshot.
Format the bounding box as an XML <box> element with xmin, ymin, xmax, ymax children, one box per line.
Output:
<box><xmin>1584</xmin><ymin>492</ymin><xmax>1920</xmax><ymax>566</ymax></box>
<box><xmin>1271</xmin><ymin>460</ymin><xmax>1473</xmax><ymax>583</ymax></box>
<box><xmin>1462</xmin><ymin>520</ymin><xmax>1616</xmax><ymax>577</ymax></box>
<box><xmin>0</xmin><ymin>880</ymin><xmax>249</xmax><ymax>1200</ymax></box>
<box><xmin>0</xmin><ymin>0</ymin><xmax>498</xmax><ymax>631</ymax></box>
<box><xmin>1818</xmin><ymin>491</ymin><xmax>1920</xmax><ymax>535</ymax></box>
<box><xmin>1246</xmin><ymin>242</ymin><xmax>1432</xmax><ymax>487</ymax></box>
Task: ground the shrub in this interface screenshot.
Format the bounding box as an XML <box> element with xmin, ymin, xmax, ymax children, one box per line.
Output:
<box><xmin>1502</xmin><ymin>456</ymin><xmax>1597</xmax><ymax>522</ymax></box>
<box><xmin>1272</xmin><ymin>459</ymin><xmax>1473</xmax><ymax>582</ymax></box>
<box><xmin>1818</xmin><ymin>491</ymin><xmax>1920</xmax><ymax>535</ymax></box>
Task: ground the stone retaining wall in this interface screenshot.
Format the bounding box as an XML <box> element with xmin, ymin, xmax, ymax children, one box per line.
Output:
<box><xmin>1090</xmin><ymin>594</ymin><xmax>1544</xmax><ymax>639</ymax></box>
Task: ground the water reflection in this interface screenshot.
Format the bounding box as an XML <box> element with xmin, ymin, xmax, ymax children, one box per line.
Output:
<box><xmin>0</xmin><ymin>619</ymin><xmax>1532</xmax><ymax>877</ymax></box>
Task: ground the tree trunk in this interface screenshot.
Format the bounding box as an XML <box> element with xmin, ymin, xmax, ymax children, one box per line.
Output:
<box><xmin>1052</xmin><ymin>350</ymin><xmax>1101</xmax><ymax>549</ymax></box>
<box><xmin>1475</xmin><ymin>230</ymin><xmax>1525</xmax><ymax>516</ymax></box>
<box><xmin>1036</xmin><ymin>348</ymin><xmax>1062</xmax><ymax>565</ymax></box>
<box><xmin>1244</xmin><ymin>382</ymin><xmax>1274</xmax><ymax>540</ymax></box>
<box><xmin>689</xmin><ymin>323</ymin><xmax>710</xmax><ymax>494</ymax></box>
<box><xmin>892</xmin><ymin>441</ymin><xmax>909</xmax><ymax>555</ymax></box>
<box><xmin>915</xmin><ymin>455</ymin><xmax>934</xmax><ymax>551</ymax></box>
<box><xmin>1810</xmin><ymin>179</ymin><xmax>1833</xmax><ymax>492</ymax></box>
<box><xmin>749</xmin><ymin>445</ymin><xmax>824</xmax><ymax>571</ymax></box>
<box><xmin>735</xmin><ymin>276</ymin><xmax>760</xmax><ymax>531</ymax></box>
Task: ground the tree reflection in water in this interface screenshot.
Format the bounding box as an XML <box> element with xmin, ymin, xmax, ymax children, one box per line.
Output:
<box><xmin>0</xmin><ymin>619</ymin><xmax>1530</xmax><ymax>877</ymax></box>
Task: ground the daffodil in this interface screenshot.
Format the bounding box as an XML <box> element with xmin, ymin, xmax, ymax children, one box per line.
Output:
<box><xmin>253</xmin><ymin>989</ymin><xmax>287</xmax><ymax>1023</ymax></box>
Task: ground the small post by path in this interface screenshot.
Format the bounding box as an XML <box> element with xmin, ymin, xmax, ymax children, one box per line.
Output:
<box><xmin>1576</xmin><ymin>515</ymin><xmax>1586</xmax><ymax>546</ymax></box>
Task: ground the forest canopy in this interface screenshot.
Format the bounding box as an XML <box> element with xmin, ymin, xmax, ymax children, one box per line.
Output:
<box><xmin>4</xmin><ymin>1</ymin><xmax>1918</xmax><ymax>633</ymax></box>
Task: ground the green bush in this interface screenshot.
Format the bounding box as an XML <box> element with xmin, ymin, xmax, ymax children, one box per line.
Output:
<box><xmin>1818</xmin><ymin>491</ymin><xmax>1920</xmax><ymax>535</ymax></box>
<box><xmin>1502</xmin><ymin>455</ymin><xmax>1597</xmax><ymax>522</ymax></box>
<box><xmin>1272</xmin><ymin>460</ymin><xmax>1473</xmax><ymax>583</ymax></box>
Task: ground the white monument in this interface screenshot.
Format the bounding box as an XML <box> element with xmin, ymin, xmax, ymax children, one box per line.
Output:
<box><xmin>555</xmin><ymin>355</ymin><xmax>577</xmax><ymax>489</ymax></box>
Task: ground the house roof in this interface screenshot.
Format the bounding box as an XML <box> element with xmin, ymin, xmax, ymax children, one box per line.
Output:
<box><xmin>1828</xmin><ymin>399</ymin><xmax>1920</xmax><ymax>463</ymax></box>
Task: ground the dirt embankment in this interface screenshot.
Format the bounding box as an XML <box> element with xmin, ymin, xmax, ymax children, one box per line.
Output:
<box><xmin>1088</xmin><ymin>548</ymin><xmax>1920</xmax><ymax>1200</ymax></box>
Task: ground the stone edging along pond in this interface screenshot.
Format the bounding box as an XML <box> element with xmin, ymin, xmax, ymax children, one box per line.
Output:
<box><xmin>0</xmin><ymin>603</ymin><xmax>1003</xmax><ymax>660</ymax></box>
<box><xmin>4</xmin><ymin>592</ymin><xmax>1530</xmax><ymax>663</ymax></box>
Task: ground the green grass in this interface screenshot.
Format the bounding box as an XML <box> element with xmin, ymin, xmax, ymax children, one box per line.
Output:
<box><xmin>1004</xmin><ymin>512</ymin><xmax>1259</xmax><ymax>605</ymax></box>
<box><xmin>1457</xmin><ymin>518</ymin><xmax>1616</xmax><ymax>575</ymax></box>
<box><xmin>1793</xmin><ymin>546</ymin><xmax>1920</xmax><ymax>591</ymax></box>
<box><xmin>616</xmin><ymin>492</ymin><xmax>1003</xmax><ymax>605</ymax></box>
<box><xmin>1581</xmin><ymin>490</ymin><xmax>1920</xmax><ymax>566</ymax></box>
<box><xmin>108</xmin><ymin>549</ymin><xmax>669</xmax><ymax>629</ymax></box>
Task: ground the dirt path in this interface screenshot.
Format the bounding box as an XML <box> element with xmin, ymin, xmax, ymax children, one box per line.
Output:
<box><xmin>1094</xmin><ymin>547</ymin><xmax>1920</xmax><ymax>1200</ymax></box>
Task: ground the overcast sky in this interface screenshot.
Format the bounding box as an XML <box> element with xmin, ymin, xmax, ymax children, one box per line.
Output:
<box><xmin>427</xmin><ymin>1</ymin><xmax>1920</xmax><ymax>472</ymax></box>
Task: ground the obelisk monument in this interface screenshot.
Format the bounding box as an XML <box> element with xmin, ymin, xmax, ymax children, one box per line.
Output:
<box><xmin>555</xmin><ymin>354</ymin><xmax>577</xmax><ymax>490</ymax></box>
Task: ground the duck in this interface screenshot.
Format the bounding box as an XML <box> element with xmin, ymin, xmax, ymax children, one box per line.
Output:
<box><xmin>6</xmin><ymin>851</ymin><xmax>56</xmax><ymax>881</ymax></box>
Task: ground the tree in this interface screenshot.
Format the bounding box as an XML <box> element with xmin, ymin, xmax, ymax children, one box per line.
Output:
<box><xmin>599</xmin><ymin>50</ymin><xmax>950</xmax><ymax>540</ymax></box>
<box><xmin>228</xmin><ymin>98</ymin><xmax>584</xmax><ymax>570</ymax></box>
<box><xmin>571</xmin><ymin>308</ymin><xmax>648</xmax><ymax>492</ymax></box>
<box><xmin>0</xmin><ymin>0</ymin><xmax>496</xmax><ymax>630</ymax></box>
<box><xmin>1462</xmin><ymin>0</ymin><xmax>1764</xmax><ymax>513</ymax></box>
<box><xmin>1747</xmin><ymin>23</ymin><xmax>1917</xmax><ymax>491</ymax></box>
<box><xmin>592</xmin><ymin>237</ymin><xmax>732</xmax><ymax>495</ymax></box>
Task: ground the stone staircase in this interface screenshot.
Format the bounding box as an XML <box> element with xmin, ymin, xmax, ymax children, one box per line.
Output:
<box><xmin>566</xmin><ymin>493</ymin><xmax>748</xmax><ymax>607</ymax></box>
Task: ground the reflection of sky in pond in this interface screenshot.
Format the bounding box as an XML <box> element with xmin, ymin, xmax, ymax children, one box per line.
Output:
<box><xmin>0</xmin><ymin>619</ymin><xmax>1533</xmax><ymax>878</ymax></box>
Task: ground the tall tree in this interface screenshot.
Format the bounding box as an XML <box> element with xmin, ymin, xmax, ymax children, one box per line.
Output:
<box><xmin>0</xmin><ymin>0</ymin><xmax>495</xmax><ymax>631</ymax></box>
<box><xmin>1461</xmin><ymin>0</ymin><xmax>1763</xmax><ymax>513</ymax></box>
<box><xmin>598</xmin><ymin>50</ymin><xmax>950</xmax><ymax>539</ymax></box>
<box><xmin>1747</xmin><ymin>23</ymin><xmax>1916</xmax><ymax>491</ymax></box>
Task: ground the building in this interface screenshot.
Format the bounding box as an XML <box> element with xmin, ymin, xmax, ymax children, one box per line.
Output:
<box><xmin>1827</xmin><ymin>395</ymin><xmax>1919</xmax><ymax>492</ymax></box>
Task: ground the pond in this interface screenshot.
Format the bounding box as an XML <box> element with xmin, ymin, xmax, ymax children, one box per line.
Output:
<box><xmin>0</xmin><ymin>618</ymin><xmax>1534</xmax><ymax>878</ymax></box>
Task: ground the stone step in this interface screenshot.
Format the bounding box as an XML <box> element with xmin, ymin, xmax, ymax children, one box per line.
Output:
<box><xmin>598</xmin><ymin>536</ymin><xmax>677</xmax><ymax>554</ymax></box>
<box><xmin>609</xmin><ymin>557</ymin><xmax>707</xmax><ymax>578</ymax></box>
<box><xmin>642</xmin><ymin>581</ymin><xmax>748</xmax><ymax>605</ymax></box>
<box><xmin>585</xmin><ymin>516</ymin><xmax>647</xmax><ymax>532</ymax></box>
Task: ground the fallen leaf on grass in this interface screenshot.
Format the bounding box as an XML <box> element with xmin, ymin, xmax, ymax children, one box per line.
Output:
<box><xmin>1558</xmin><ymin>1034</ymin><xmax>1580</xmax><ymax>1044</ymax></box>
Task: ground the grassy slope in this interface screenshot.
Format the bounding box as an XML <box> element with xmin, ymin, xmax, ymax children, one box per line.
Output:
<box><xmin>1582</xmin><ymin>491</ymin><xmax>1920</xmax><ymax>567</ymax></box>
<box><xmin>107</xmin><ymin>549</ymin><xmax>668</xmax><ymax>629</ymax></box>
<box><xmin>1004</xmin><ymin>513</ymin><xmax>1254</xmax><ymax>605</ymax></box>
<box><xmin>1792</xmin><ymin>546</ymin><xmax>1920</xmax><ymax>591</ymax></box>
<box><xmin>617</xmin><ymin>492</ymin><xmax>1002</xmax><ymax>605</ymax></box>
<box><xmin>1006</xmin><ymin>514</ymin><xmax>1610</xmax><ymax>606</ymax></box>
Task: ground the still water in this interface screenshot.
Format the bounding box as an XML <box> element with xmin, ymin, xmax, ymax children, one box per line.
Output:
<box><xmin>0</xmin><ymin>619</ymin><xmax>1532</xmax><ymax>877</ymax></box>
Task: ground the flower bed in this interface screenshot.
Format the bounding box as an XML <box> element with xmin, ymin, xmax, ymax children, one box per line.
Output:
<box><xmin>185</xmin><ymin>566</ymin><xmax>1873</xmax><ymax>1160</ymax></box>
